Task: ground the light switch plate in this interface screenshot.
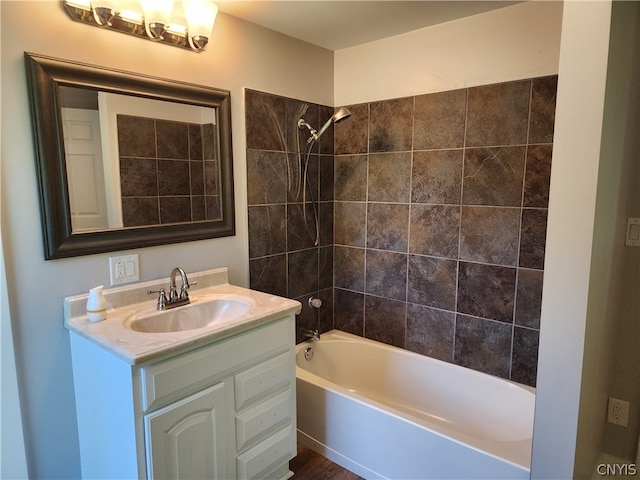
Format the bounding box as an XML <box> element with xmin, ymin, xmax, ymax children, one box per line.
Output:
<box><xmin>625</xmin><ymin>218</ymin><xmax>640</xmax><ymax>246</ymax></box>
<box><xmin>109</xmin><ymin>254</ymin><xmax>140</xmax><ymax>286</ymax></box>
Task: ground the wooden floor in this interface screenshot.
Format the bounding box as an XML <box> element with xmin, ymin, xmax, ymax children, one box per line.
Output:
<box><xmin>290</xmin><ymin>442</ymin><xmax>363</xmax><ymax>480</ymax></box>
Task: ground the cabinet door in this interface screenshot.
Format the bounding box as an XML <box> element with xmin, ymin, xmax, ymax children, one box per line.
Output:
<box><xmin>144</xmin><ymin>380</ymin><xmax>234</xmax><ymax>479</ymax></box>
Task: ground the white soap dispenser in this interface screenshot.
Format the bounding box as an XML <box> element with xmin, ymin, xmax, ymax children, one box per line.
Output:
<box><xmin>86</xmin><ymin>285</ymin><xmax>107</xmax><ymax>322</ymax></box>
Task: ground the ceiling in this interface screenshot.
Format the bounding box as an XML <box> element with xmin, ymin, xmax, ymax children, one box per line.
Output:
<box><xmin>215</xmin><ymin>1</ymin><xmax>523</xmax><ymax>51</ymax></box>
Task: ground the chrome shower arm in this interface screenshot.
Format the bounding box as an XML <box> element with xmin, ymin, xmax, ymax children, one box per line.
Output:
<box><xmin>298</xmin><ymin>118</ymin><xmax>318</xmax><ymax>143</ymax></box>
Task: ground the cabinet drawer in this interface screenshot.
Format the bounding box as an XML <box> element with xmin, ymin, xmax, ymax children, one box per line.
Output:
<box><xmin>236</xmin><ymin>388</ymin><xmax>293</xmax><ymax>452</ymax></box>
<box><xmin>236</xmin><ymin>424</ymin><xmax>295</xmax><ymax>480</ymax></box>
<box><xmin>140</xmin><ymin>317</ymin><xmax>291</xmax><ymax>412</ymax></box>
<box><xmin>235</xmin><ymin>352</ymin><xmax>292</xmax><ymax>411</ymax></box>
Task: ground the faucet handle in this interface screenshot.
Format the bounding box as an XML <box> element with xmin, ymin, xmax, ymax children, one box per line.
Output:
<box><xmin>148</xmin><ymin>288</ymin><xmax>168</xmax><ymax>311</ymax></box>
<box><xmin>179</xmin><ymin>280</ymin><xmax>197</xmax><ymax>300</ymax></box>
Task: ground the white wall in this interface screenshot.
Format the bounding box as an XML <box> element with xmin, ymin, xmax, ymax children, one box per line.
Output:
<box><xmin>531</xmin><ymin>1</ymin><xmax>618</xmax><ymax>478</ymax></box>
<box><xmin>0</xmin><ymin>2</ymin><xmax>332</xmax><ymax>476</ymax></box>
<box><xmin>0</xmin><ymin>3</ymin><xmax>29</xmax><ymax>477</ymax></box>
<box><xmin>334</xmin><ymin>1</ymin><xmax>563</xmax><ymax>105</ymax></box>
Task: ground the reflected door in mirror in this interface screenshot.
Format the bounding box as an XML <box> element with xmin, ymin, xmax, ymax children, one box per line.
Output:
<box><xmin>62</xmin><ymin>108</ymin><xmax>109</xmax><ymax>232</ymax></box>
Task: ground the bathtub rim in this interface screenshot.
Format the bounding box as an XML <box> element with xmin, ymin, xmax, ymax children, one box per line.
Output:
<box><xmin>295</xmin><ymin>329</ymin><xmax>535</xmax><ymax>472</ymax></box>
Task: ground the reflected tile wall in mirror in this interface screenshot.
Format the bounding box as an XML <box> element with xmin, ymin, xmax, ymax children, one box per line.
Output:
<box><xmin>118</xmin><ymin>115</ymin><xmax>220</xmax><ymax>227</ymax></box>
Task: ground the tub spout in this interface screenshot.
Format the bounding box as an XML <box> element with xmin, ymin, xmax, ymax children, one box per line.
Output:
<box><xmin>303</xmin><ymin>329</ymin><xmax>320</xmax><ymax>341</ymax></box>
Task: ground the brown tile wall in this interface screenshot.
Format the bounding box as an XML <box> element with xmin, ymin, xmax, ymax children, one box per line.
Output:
<box><xmin>118</xmin><ymin>115</ymin><xmax>220</xmax><ymax>226</ymax></box>
<box><xmin>245</xmin><ymin>77</ymin><xmax>556</xmax><ymax>387</ymax></box>
<box><xmin>333</xmin><ymin>76</ymin><xmax>556</xmax><ymax>387</ymax></box>
<box><xmin>245</xmin><ymin>90</ymin><xmax>335</xmax><ymax>343</ymax></box>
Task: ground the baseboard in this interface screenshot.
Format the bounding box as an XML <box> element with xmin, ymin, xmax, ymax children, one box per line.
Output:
<box><xmin>297</xmin><ymin>430</ymin><xmax>384</xmax><ymax>479</ymax></box>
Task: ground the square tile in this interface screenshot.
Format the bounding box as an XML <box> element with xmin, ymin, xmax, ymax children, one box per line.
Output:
<box><xmin>287</xmin><ymin>203</ymin><xmax>317</xmax><ymax>251</ymax></box>
<box><xmin>120</xmin><ymin>157</ymin><xmax>158</xmax><ymax>197</ymax></box>
<box><xmin>457</xmin><ymin>262</ymin><xmax>516</xmax><ymax>323</ymax></box>
<box><xmin>365</xmin><ymin>250</ymin><xmax>407</xmax><ymax>301</ymax></box>
<box><xmin>519</xmin><ymin>208</ymin><xmax>548</xmax><ymax>269</ymax></box>
<box><xmin>334</xmin><ymin>288</ymin><xmax>364</xmax><ymax>336</ymax></box>
<box><xmin>369</xmin><ymin>97</ymin><xmax>413</xmax><ymax>152</ymax></box>
<box><xmin>411</xmin><ymin>150</ymin><xmax>463</xmax><ymax>204</ymax></box>
<box><xmin>529</xmin><ymin>75</ymin><xmax>558</xmax><ymax>144</ymax></box>
<box><xmin>407</xmin><ymin>255</ymin><xmax>457</xmax><ymax>310</ymax></box>
<box><xmin>364</xmin><ymin>295</ymin><xmax>406</xmax><ymax>348</ymax></box>
<box><xmin>249</xmin><ymin>255</ymin><xmax>287</xmax><ymax>297</ymax></box>
<box><xmin>335</xmin><ymin>103</ymin><xmax>368</xmax><ymax>155</ymax></box>
<box><xmin>334</xmin><ymin>202</ymin><xmax>366</xmax><ymax>247</ymax></box>
<box><xmin>157</xmin><ymin>120</ymin><xmax>189</xmax><ymax>160</ymax></box>
<box><xmin>406</xmin><ymin>304</ymin><xmax>455</xmax><ymax>362</ymax></box>
<box><xmin>334</xmin><ymin>246</ymin><xmax>365</xmax><ymax>292</ymax></box>
<box><xmin>459</xmin><ymin>206</ymin><xmax>520</xmax><ymax>266</ymax></box>
<box><xmin>466</xmin><ymin>80</ymin><xmax>531</xmax><ymax>147</ymax></box>
<box><xmin>462</xmin><ymin>146</ymin><xmax>526</xmax><ymax>206</ymax></box>
<box><xmin>245</xmin><ymin>89</ymin><xmax>286</xmax><ymax>151</ymax></box>
<box><xmin>117</xmin><ymin>115</ymin><xmax>156</xmax><ymax>158</ymax></box>
<box><xmin>248</xmin><ymin>205</ymin><xmax>286</xmax><ymax>259</ymax></box>
<box><xmin>366</xmin><ymin>203</ymin><xmax>409</xmax><ymax>252</ymax></box>
<box><xmin>524</xmin><ymin>145</ymin><xmax>553</xmax><ymax>208</ymax></box>
<box><xmin>246</xmin><ymin>150</ymin><xmax>287</xmax><ymax>205</ymax></box>
<box><xmin>288</xmin><ymin>249</ymin><xmax>319</xmax><ymax>298</ymax></box>
<box><xmin>409</xmin><ymin>204</ymin><xmax>460</xmax><ymax>258</ymax></box>
<box><xmin>334</xmin><ymin>155</ymin><xmax>368</xmax><ymax>201</ymax></box>
<box><xmin>511</xmin><ymin>327</ymin><xmax>540</xmax><ymax>387</ymax></box>
<box><xmin>515</xmin><ymin>268</ymin><xmax>544</xmax><ymax>329</ymax></box>
<box><xmin>158</xmin><ymin>159</ymin><xmax>190</xmax><ymax>196</ymax></box>
<box><xmin>368</xmin><ymin>152</ymin><xmax>411</xmax><ymax>203</ymax></box>
<box><xmin>414</xmin><ymin>89</ymin><xmax>466</xmax><ymax>150</ymax></box>
<box><xmin>122</xmin><ymin>197</ymin><xmax>159</xmax><ymax>227</ymax></box>
<box><xmin>454</xmin><ymin>314</ymin><xmax>512</xmax><ymax>378</ymax></box>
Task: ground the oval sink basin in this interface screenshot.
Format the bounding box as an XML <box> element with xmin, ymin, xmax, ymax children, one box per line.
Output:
<box><xmin>124</xmin><ymin>296</ymin><xmax>253</xmax><ymax>333</ymax></box>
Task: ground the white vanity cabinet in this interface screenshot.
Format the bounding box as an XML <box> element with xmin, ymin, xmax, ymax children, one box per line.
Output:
<box><xmin>69</xmin><ymin>314</ymin><xmax>297</xmax><ymax>480</ymax></box>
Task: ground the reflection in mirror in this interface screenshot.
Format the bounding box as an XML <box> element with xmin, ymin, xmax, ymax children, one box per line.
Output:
<box><xmin>25</xmin><ymin>52</ymin><xmax>235</xmax><ymax>259</ymax></box>
<box><xmin>59</xmin><ymin>87</ymin><xmax>222</xmax><ymax>233</ymax></box>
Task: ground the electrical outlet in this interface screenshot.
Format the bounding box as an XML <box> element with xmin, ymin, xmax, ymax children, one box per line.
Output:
<box><xmin>109</xmin><ymin>254</ymin><xmax>140</xmax><ymax>286</ymax></box>
<box><xmin>607</xmin><ymin>397</ymin><xmax>630</xmax><ymax>427</ymax></box>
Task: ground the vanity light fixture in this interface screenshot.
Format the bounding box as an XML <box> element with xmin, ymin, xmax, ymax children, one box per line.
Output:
<box><xmin>62</xmin><ymin>0</ymin><xmax>218</xmax><ymax>52</ymax></box>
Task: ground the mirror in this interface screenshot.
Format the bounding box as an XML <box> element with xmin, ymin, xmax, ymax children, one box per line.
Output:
<box><xmin>24</xmin><ymin>52</ymin><xmax>235</xmax><ymax>259</ymax></box>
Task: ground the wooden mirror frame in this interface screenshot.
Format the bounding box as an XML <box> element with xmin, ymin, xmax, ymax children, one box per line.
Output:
<box><xmin>24</xmin><ymin>52</ymin><xmax>235</xmax><ymax>259</ymax></box>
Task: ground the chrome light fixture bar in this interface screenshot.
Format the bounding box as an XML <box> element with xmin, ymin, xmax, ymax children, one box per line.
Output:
<box><xmin>62</xmin><ymin>0</ymin><xmax>218</xmax><ymax>52</ymax></box>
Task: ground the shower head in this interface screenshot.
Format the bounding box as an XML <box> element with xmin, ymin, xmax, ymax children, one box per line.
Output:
<box><xmin>298</xmin><ymin>106</ymin><xmax>352</xmax><ymax>144</ymax></box>
<box><xmin>315</xmin><ymin>106</ymin><xmax>352</xmax><ymax>141</ymax></box>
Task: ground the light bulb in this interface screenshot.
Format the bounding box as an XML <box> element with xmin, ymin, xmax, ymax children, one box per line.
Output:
<box><xmin>141</xmin><ymin>0</ymin><xmax>174</xmax><ymax>38</ymax></box>
<box><xmin>116</xmin><ymin>0</ymin><xmax>143</xmax><ymax>24</ymax></box>
<box><xmin>183</xmin><ymin>0</ymin><xmax>217</xmax><ymax>50</ymax></box>
<box><xmin>65</xmin><ymin>0</ymin><xmax>92</xmax><ymax>11</ymax></box>
<box><xmin>91</xmin><ymin>0</ymin><xmax>119</xmax><ymax>25</ymax></box>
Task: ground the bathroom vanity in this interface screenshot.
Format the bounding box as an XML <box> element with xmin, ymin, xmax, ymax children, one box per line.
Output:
<box><xmin>64</xmin><ymin>268</ymin><xmax>301</xmax><ymax>480</ymax></box>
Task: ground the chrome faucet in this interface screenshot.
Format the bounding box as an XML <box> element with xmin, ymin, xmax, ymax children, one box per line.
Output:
<box><xmin>303</xmin><ymin>329</ymin><xmax>321</xmax><ymax>342</ymax></box>
<box><xmin>148</xmin><ymin>267</ymin><xmax>194</xmax><ymax>311</ymax></box>
<box><xmin>169</xmin><ymin>267</ymin><xmax>190</xmax><ymax>303</ymax></box>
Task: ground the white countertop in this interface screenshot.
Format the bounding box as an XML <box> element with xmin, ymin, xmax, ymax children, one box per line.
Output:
<box><xmin>63</xmin><ymin>268</ymin><xmax>301</xmax><ymax>365</ymax></box>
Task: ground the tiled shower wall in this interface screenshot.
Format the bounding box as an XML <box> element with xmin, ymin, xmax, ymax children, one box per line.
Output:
<box><xmin>245</xmin><ymin>90</ymin><xmax>335</xmax><ymax>343</ymax></box>
<box><xmin>118</xmin><ymin>115</ymin><xmax>220</xmax><ymax>227</ymax></box>
<box><xmin>246</xmin><ymin>77</ymin><xmax>556</xmax><ymax>386</ymax></box>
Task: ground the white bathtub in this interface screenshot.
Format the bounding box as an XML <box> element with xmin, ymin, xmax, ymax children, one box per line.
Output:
<box><xmin>295</xmin><ymin>330</ymin><xmax>535</xmax><ymax>480</ymax></box>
